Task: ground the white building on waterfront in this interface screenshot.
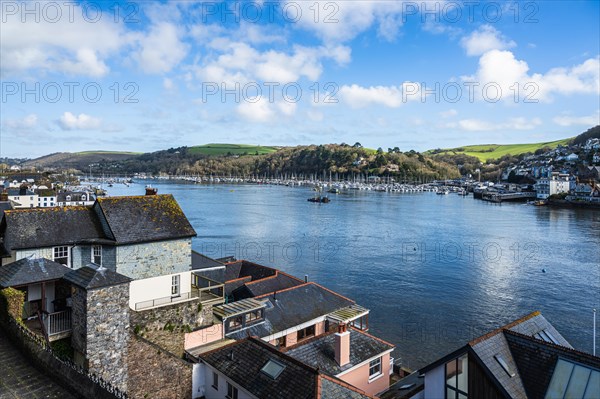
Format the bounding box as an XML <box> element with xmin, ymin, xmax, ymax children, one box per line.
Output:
<box><xmin>535</xmin><ymin>172</ymin><xmax>575</xmax><ymax>199</ymax></box>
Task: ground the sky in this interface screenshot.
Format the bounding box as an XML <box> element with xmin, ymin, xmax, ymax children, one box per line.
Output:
<box><xmin>1</xmin><ymin>0</ymin><xmax>599</xmax><ymax>158</ymax></box>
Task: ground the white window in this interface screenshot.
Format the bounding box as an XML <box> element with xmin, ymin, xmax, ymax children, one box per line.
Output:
<box><xmin>92</xmin><ymin>245</ymin><xmax>102</xmax><ymax>265</ymax></box>
<box><xmin>53</xmin><ymin>246</ymin><xmax>70</xmax><ymax>267</ymax></box>
<box><xmin>171</xmin><ymin>275</ymin><xmax>180</xmax><ymax>296</ymax></box>
<box><xmin>369</xmin><ymin>357</ymin><xmax>382</xmax><ymax>379</ymax></box>
<box><xmin>226</xmin><ymin>382</ymin><xmax>238</xmax><ymax>399</ymax></box>
<box><xmin>212</xmin><ymin>372</ymin><xmax>218</xmax><ymax>390</ymax></box>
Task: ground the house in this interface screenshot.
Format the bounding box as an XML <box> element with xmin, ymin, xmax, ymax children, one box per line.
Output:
<box><xmin>56</xmin><ymin>191</ymin><xmax>95</xmax><ymax>207</ymax></box>
<box><xmin>6</xmin><ymin>187</ymin><xmax>38</xmax><ymax>208</ymax></box>
<box><xmin>192</xmin><ymin>336</ymin><xmax>377</xmax><ymax>399</ymax></box>
<box><xmin>283</xmin><ymin>324</ymin><xmax>395</xmax><ymax>396</ymax></box>
<box><xmin>384</xmin><ymin>311</ymin><xmax>600</xmax><ymax>399</ymax></box>
<box><xmin>0</xmin><ymin>257</ymin><xmax>71</xmax><ymax>318</ymax></box>
<box><xmin>535</xmin><ymin>172</ymin><xmax>574</xmax><ymax>199</ymax></box>
<box><xmin>35</xmin><ymin>188</ymin><xmax>57</xmax><ymax>208</ymax></box>
<box><xmin>0</xmin><ymin>194</ymin><xmax>197</xmax><ymax>280</ymax></box>
<box><xmin>0</xmin><ymin>257</ymin><xmax>72</xmax><ymax>341</ymax></box>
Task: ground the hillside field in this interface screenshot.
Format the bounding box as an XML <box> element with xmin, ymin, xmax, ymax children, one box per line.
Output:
<box><xmin>428</xmin><ymin>138</ymin><xmax>572</xmax><ymax>161</ymax></box>
<box><xmin>187</xmin><ymin>144</ymin><xmax>280</xmax><ymax>155</ymax></box>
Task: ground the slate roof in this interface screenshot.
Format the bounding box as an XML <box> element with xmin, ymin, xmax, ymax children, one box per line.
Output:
<box><xmin>1</xmin><ymin>207</ymin><xmax>108</xmax><ymax>251</ymax></box>
<box><xmin>231</xmin><ymin>271</ymin><xmax>305</xmax><ymax>300</ymax></box>
<box><xmin>191</xmin><ymin>250</ymin><xmax>225</xmax><ymax>270</ymax></box>
<box><xmin>225</xmin><ymin>283</ymin><xmax>355</xmax><ymax>340</ymax></box>
<box><xmin>504</xmin><ymin>330</ymin><xmax>600</xmax><ymax>399</ymax></box>
<box><xmin>418</xmin><ymin>311</ymin><xmax>579</xmax><ymax>399</ymax></box>
<box><xmin>0</xmin><ymin>201</ymin><xmax>13</xmax><ymax>219</ymax></box>
<box><xmin>380</xmin><ymin>372</ymin><xmax>424</xmax><ymax>399</ymax></box>
<box><xmin>200</xmin><ymin>337</ymin><xmax>375</xmax><ymax>399</ymax></box>
<box><xmin>63</xmin><ymin>264</ymin><xmax>131</xmax><ymax>290</ymax></box>
<box><xmin>0</xmin><ymin>257</ymin><xmax>71</xmax><ymax>287</ymax></box>
<box><xmin>283</xmin><ymin>327</ymin><xmax>395</xmax><ymax>376</ymax></box>
<box><xmin>95</xmin><ymin>195</ymin><xmax>196</xmax><ymax>244</ymax></box>
<box><xmin>224</xmin><ymin>260</ymin><xmax>276</xmax><ymax>282</ymax></box>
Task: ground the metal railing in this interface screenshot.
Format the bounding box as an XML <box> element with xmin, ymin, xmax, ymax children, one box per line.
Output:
<box><xmin>135</xmin><ymin>291</ymin><xmax>199</xmax><ymax>311</ymax></box>
<box><xmin>45</xmin><ymin>310</ymin><xmax>72</xmax><ymax>336</ymax></box>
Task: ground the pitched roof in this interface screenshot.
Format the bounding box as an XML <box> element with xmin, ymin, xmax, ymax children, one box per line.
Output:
<box><xmin>283</xmin><ymin>327</ymin><xmax>395</xmax><ymax>376</ymax></box>
<box><xmin>200</xmin><ymin>337</ymin><xmax>375</xmax><ymax>399</ymax></box>
<box><xmin>224</xmin><ymin>260</ymin><xmax>276</xmax><ymax>282</ymax></box>
<box><xmin>63</xmin><ymin>264</ymin><xmax>131</xmax><ymax>290</ymax></box>
<box><xmin>231</xmin><ymin>271</ymin><xmax>305</xmax><ymax>300</ymax></box>
<box><xmin>504</xmin><ymin>330</ymin><xmax>600</xmax><ymax>399</ymax></box>
<box><xmin>419</xmin><ymin>311</ymin><xmax>577</xmax><ymax>399</ymax></box>
<box><xmin>0</xmin><ymin>257</ymin><xmax>71</xmax><ymax>287</ymax></box>
<box><xmin>191</xmin><ymin>251</ymin><xmax>225</xmax><ymax>270</ymax></box>
<box><xmin>95</xmin><ymin>195</ymin><xmax>196</xmax><ymax>244</ymax></box>
<box><xmin>1</xmin><ymin>207</ymin><xmax>108</xmax><ymax>251</ymax></box>
<box><xmin>225</xmin><ymin>283</ymin><xmax>355</xmax><ymax>340</ymax></box>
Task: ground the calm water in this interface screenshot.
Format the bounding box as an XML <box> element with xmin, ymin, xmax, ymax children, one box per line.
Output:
<box><xmin>108</xmin><ymin>181</ymin><xmax>600</xmax><ymax>368</ymax></box>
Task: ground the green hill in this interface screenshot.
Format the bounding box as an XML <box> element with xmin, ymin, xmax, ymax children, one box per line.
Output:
<box><xmin>427</xmin><ymin>138</ymin><xmax>572</xmax><ymax>162</ymax></box>
<box><xmin>187</xmin><ymin>144</ymin><xmax>280</xmax><ymax>156</ymax></box>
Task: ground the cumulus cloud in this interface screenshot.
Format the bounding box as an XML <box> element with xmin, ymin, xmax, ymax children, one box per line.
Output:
<box><xmin>133</xmin><ymin>23</ymin><xmax>189</xmax><ymax>74</ymax></box>
<box><xmin>463</xmin><ymin>50</ymin><xmax>599</xmax><ymax>102</ymax></box>
<box><xmin>58</xmin><ymin>112</ymin><xmax>101</xmax><ymax>130</ymax></box>
<box><xmin>237</xmin><ymin>97</ymin><xmax>275</xmax><ymax>122</ymax></box>
<box><xmin>460</xmin><ymin>25</ymin><xmax>516</xmax><ymax>56</ymax></box>
<box><xmin>440</xmin><ymin>109</ymin><xmax>458</xmax><ymax>118</ymax></box>
<box><xmin>553</xmin><ymin>113</ymin><xmax>600</xmax><ymax>127</ymax></box>
<box><xmin>338</xmin><ymin>83</ymin><xmax>421</xmax><ymax>108</ymax></box>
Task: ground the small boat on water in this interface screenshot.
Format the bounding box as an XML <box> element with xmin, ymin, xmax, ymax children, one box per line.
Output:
<box><xmin>328</xmin><ymin>188</ymin><xmax>340</xmax><ymax>194</ymax></box>
<box><xmin>308</xmin><ymin>196</ymin><xmax>330</xmax><ymax>203</ymax></box>
<box><xmin>437</xmin><ymin>190</ymin><xmax>449</xmax><ymax>195</ymax></box>
<box><xmin>528</xmin><ymin>200</ymin><xmax>547</xmax><ymax>206</ymax></box>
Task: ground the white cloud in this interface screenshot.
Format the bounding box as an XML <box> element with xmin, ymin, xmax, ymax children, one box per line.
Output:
<box><xmin>553</xmin><ymin>113</ymin><xmax>600</xmax><ymax>127</ymax></box>
<box><xmin>460</xmin><ymin>25</ymin><xmax>516</xmax><ymax>56</ymax></box>
<box><xmin>133</xmin><ymin>23</ymin><xmax>188</xmax><ymax>74</ymax></box>
<box><xmin>163</xmin><ymin>78</ymin><xmax>175</xmax><ymax>90</ymax></box>
<box><xmin>453</xmin><ymin>117</ymin><xmax>542</xmax><ymax>132</ymax></box>
<box><xmin>237</xmin><ymin>97</ymin><xmax>275</xmax><ymax>122</ymax></box>
<box><xmin>58</xmin><ymin>112</ymin><xmax>101</xmax><ymax>130</ymax></box>
<box><xmin>3</xmin><ymin>114</ymin><xmax>38</xmax><ymax>130</ymax></box>
<box><xmin>463</xmin><ymin>50</ymin><xmax>599</xmax><ymax>102</ymax></box>
<box><xmin>338</xmin><ymin>83</ymin><xmax>421</xmax><ymax>108</ymax></box>
<box><xmin>440</xmin><ymin>109</ymin><xmax>458</xmax><ymax>118</ymax></box>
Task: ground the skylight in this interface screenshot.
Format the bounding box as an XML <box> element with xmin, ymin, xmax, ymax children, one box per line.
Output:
<box><xmin>545</xmin><ymin>358</ymin><xmax>600</xmax><ymax>399</ymax></box>
<box><xmin>494</xmin><ymin>354</ymin><xmax>516</xmax><ymax>378</ymax></box>
<box><xmin>261</xmin><ymin>359</ymin><xmax>285</xmax><ymax>380</ymax></box>
<box><xmin>534</xmin><ymin>329</ymin><xmax>560</xmax><ymax>345</ymax></box>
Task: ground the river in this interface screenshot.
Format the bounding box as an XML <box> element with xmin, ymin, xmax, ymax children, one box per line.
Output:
<box><xmin>107</xmin><ymin>181</ymin><xmax>600</xmax><ymax>368</ymax></box>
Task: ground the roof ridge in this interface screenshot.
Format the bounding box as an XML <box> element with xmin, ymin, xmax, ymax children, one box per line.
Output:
<box><xmin>5</xmin><ymin>206</ymin><xmax>90</xmax><ymax>214</ymax></box>
<box><xmin>97</xmin><ymin>194</ymin><xmax>174</xmax><ymax>201</ymax></box>
<box><xmin>319</xmin><ymin>374</ymin><xmax>379</xmax><ymax>399</ymax></box>
<box><xmin>348</xmin><ymin>325</ymin><xmax>395</xmax><ymax>348</ymax></box>
<box><xmin>504</xmin><ymin>329</ymin><xmax>600</xmax><ymax>363</ymax></box>
<box><xmin>253</xmin><ymin>281</ymin><xmax>312</xmax><ymax>298</ymax></box>
<box><xmin>310</xmin><ymin>282</ymin><xmax>356</xmax><ymax>304</ymax></box>
<box><xmin>277</xmin><ymin>270</ymin><xmax>305</xmax><ymax>282</ymax></box>
<box><xmin>243</xmin><ymin>272</ymin><xmax>279</xmax><ymax>286</ymax></box>
<box><xmin>469</xmin><ymin>310</ymin><xmax>541</xmax><ymax>346</ymax></box>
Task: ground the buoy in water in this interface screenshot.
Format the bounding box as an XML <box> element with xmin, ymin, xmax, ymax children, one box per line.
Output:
<box><xmin>542</xmin><ymin>268</ymin><xmax>547</xmax><ymax>273</ymax></box>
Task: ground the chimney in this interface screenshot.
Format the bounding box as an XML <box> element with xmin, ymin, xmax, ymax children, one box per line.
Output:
<box><xmin>334</xmin><ymin>323</ymin><xmax>350</xmax><ymax>367</ymax></box>
<box><xmin>304</xmin><ymin>274</ymin><xmax>308</xmax><ymax>283</ymax></box>
<box><xmin>19</xmin><ymin>184</ymin><xmax>27</xmax><ymax>195</ymax></box>
<box><xmin>145</xmin><ymin>185</ymin><xmax>158</xmax><ymax>195</ymax></box>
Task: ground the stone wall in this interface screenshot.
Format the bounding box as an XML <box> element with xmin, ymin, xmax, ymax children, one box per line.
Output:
<box><xmin>130</xmin><ymin>299</ymin><xmax>213</xmax><ymax>332</ymax></box>
<box><xmin>86</xmin><ymin>284</ymin><xmax>130</xmax><ymax>392</ymax></box>
<box><xmin>71</xmin><ymin>285</ymin><xmax>87</xmax><ymax>360</ymax></box>
<box><xmin>116</xmin><ymin>239</ymin><xmax>192</xmax><ymax>279</ymax></box>
<box><xmin>127</xmin><ymin>334</ymin><xmax>193</xmax><ymax>399</ymax></box>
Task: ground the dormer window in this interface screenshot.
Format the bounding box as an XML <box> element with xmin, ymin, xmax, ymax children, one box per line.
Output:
<box><xmin>92</xmin><ymin>245</ymin><xmax>102</xmax><ymax>265</ymax></box>
<box><xmin>66</xmin><ymin>195</ymin><xmax>71</xmax><ymax>201</ymax></box>
<box><xmin>245</xmin><ymin>310</ymin><xmax>262</xmax><ymax>323</ymax></box>
<box><xmin>229</xmin><ymin>316</ymin><xmax>243</xmax><ymax>330</ymax></box>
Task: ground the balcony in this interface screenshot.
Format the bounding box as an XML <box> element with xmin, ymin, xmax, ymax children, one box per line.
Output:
<box><xmin>134</xmin><ymin>276</ymin><xmax>224</xmax><ymax>311</ymax></box>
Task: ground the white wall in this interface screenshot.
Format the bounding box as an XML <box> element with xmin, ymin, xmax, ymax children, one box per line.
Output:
<box><xmin>128</xmin><ymin>271</ymin><xmax>192</xmax><ymax>310</ymax></box>
<box><xmin>423</xmin><ymin>364</ymin><xmax>445</xmax><ymax>399</ymax></box>
<box><xmin>192</xmin><ymin>363</ymin><xmax>205</xmax><ymax>399</ymax></box>
<box><xmin>200</xmin><ymin>364</ymin><xmax>256</xmax><ymax>399</ymax></box>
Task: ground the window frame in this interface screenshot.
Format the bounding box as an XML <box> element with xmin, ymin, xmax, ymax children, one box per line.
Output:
<box><xmin>445</xmin><ymin>354</ymin><xmax>469</xmax><ymax>399</ymax></box>
<box><xmin>369</xmin><ymin>357</ymin><xmax>382</xmax><ymax>379</ymax></box>
<box><xmin>211</xmin><ymin>371</ymin><xmax>218</xmax><ymax>390</ymax></box>
<box><xmin>226</xmin><ymin>382</ymin><xmax>238</xmax><ymax>399</ymax></box>
<box><xmin>297</xmin><ymin>324</ymin><xmax>316</xmax><ymax>342</ymax></box>
<box><xmin>228</xmin><ymin>315</ymin><xmax>243</xmax><ymax>330</ymax></box>
<box><xmin>53</xmin><ymin>246</ymin><xmax>71</xmax><ymax>268</ymax></box>
<box><xmin>91</xmin><ymin>245</ymin><xmax>102</xmax><ymax>265</ymax></box>
<box><xmin>171</xmin><ymin>275</ymin><xmax>180</xmax><ymax>296</ymax></box>
<box><xmin>245</xmin><ymin>309</ymin><xmax>262</xmax><ymax>323</ymax></box>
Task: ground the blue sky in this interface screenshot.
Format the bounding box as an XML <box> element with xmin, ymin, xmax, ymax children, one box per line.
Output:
<box><xmin>1</xmin><ymin>0</ymin><xmax>599</xmax><ymax>157</ymax></box>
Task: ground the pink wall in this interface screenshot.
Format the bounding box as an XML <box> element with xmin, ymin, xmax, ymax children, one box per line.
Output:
<box><xmin>338</xmin><ymin>353</ymin><xmax>391</xmax><ymax>396</ymax></box>
<box><xmin>184</xmin><ymin>324</ymin><xmax>223</xmax><ymax>350</ymax></box>
<box><xmin>282</xmin><ymin>321</ymin><xmax>325</xmax><ymax>348</ymax></box>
